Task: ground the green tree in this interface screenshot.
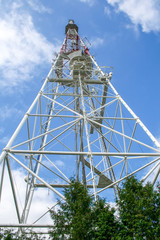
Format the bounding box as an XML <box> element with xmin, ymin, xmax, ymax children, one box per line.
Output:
<box><xmin>0</xmin><ymin>228</ymin><xmax>46</xmax><ymax>240</ymax></box>
<box><xmin>49</xmin><ymin>179</ymin><xmax>95</xmax><ymax>240</ymax></box>
<box><xmin>116</xmin><ymin>176</ymin><xmax>160</xmax><ymax>240</ymax></box>
<box><xmin>49</xmin><ymin>176</ymin><xmax>160</xmax><ymax>239</ymax></box>
<box><xmin>0</xmin><ymin>228</ymin><xmax>14</xmax><ymax>240</ymax></box>
<box><xmin>49</xmin><ymin>179</ymin><xmax>119</xmax><ymax>240</ymax></box>
<box><xmin>93</xmin><ymin>198</ymin><xmax>120</xmax><ymax>240</ymax></box>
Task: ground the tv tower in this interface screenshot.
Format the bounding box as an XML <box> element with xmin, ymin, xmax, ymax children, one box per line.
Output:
<box><xmin>0</xmin><ymin>20</ymin><xmax>159</xmax><ymax>227</ymax></box>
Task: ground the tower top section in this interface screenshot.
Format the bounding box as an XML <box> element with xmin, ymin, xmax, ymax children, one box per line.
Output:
<box><xmin>61</xmin><ymin>20</ymin><xmax>80</xmax><ymax>53</ymax></box>
<box><xmin>65</xmin><ymin>19</ymin><xmax>78</xmax><ymax>34</ymax></box>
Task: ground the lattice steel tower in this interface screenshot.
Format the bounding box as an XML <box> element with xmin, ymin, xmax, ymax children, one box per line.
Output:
<box><xmin>0</xmin><ymin>20</ymin><xmax>160</xmax><ymax>226</ymax></box>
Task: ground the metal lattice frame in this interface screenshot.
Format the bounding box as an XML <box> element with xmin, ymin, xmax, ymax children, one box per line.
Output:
<box><xmin>0</xmin><ymin>21</ymin><xmax>160</xmax><ymax>227</ymax></box>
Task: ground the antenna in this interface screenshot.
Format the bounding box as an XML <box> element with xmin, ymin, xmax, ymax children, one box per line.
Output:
<box><xmin>0</xmin><ymin>20</ymin><xmax>159</xmax><ymax>228</ymax></box>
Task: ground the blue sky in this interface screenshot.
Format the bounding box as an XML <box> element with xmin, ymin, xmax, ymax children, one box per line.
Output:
<box><xmin>0</xmin><ymin>0</ymin><xmax>160</xmax><ymax>223</ymax></box>
<box><xmin>0</xmin><ymin>0</ymin><xmax>160</xmax><ymax>152</ymax></box>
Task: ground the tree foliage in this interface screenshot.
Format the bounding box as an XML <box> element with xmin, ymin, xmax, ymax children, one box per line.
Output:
<box><xmin>49</xmin><ymin>179</ymin><xmax>118</xmax><ymax>240</ymax></box>
<box><xmin>116</xmin><ymin>176</ymin><xmax>160</xmax><ymax>240</ymax></box>
<box><xmin>49</xmin><ymin>180</ymin><xmax>94</xmax><ymax>239</ymax></box>
<box><xmin>0</xmin><ymin>228</ymin><xmax>46</xmax><ymax>240</ymax></box>
<box><xmin>1</xmin><ymin>176</ymin><xmax>159</xmax><ymax>239</ymax></box>
<box><xmin>49</xmin><ymin>177</ymin><xmax>160</xmax><ymax>240</ymax></box>
<box><xmin>93</xmin><ymin>199</ymin><xmax>120</xmax><ymax>240</ymax></box>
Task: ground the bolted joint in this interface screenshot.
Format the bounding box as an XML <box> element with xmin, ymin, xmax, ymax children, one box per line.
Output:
<box><xmin>3</xmin><ymin>148</ymin><xmax>10</xmax><ymax>153</ymax></box>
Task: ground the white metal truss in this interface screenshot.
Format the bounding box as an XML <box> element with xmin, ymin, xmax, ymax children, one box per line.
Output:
<box><xmin>0</xmin><ymin>20</ymin><xmax>160</xmax><ymax>227</ymax></box>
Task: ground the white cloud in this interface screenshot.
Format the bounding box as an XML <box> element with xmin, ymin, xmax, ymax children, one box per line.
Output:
<box><xmin>27</xmin><ymin>0</ymin><xmax>52</xmax><ymax>13</ymax></box>
<box><xmin>90</xmin><ymin>37</ymin><xmax>104</xmax><ymax>48</ymax></box>
<box><xmin>0</xmin><ymin>127</ymin><xmax>4</xmax><ymax>135</ymax></box>
<box><xmin>0</xmin><ymin>166</ymin><xmax>56</xmax><ymax>224</ymax></box>
<box><xmin>0</xmin><ymin>105</ymin><xmax>23</xmax><ymax>121</ymax></box>
<box><xmin>104</xmin><ymin>6</ymin><xmax>111</xmax><ymax>16</ymax></box>
<box><xmin>79</xmin><ymin>0</ymin><xmax>96</xmax><ymax>6</ymax></box>
<box><xmin>106</xmin><ymin>0</ymin><xmax>160</xmax><ymax>33</ymax></box>
<box><xmin>11</xmin><ymin>0</ymin><xmax>24</xmax><ymax>10</ymax></box>
<box><xmin>43</xmin><ymin>159</ymin><xmax>65</xmax><ymax>169</ymax></box>
<box><xmin>0</xmin><ymin>3</ymin><xmax>60</xmax><ymax>90</ymax></box>
<box><xmin>0</xmin><ymin>136</ymin><xmax>10</xmax><ymax>145</ymax></box>
<box><xmin>125</xmin><ymin>23</ymin><xmax>140</xmax><ymax>38</ymax></box>
<box><xmin>55</xmin><ymin>160</ymin><xmax>65</xmax><ymax>168</ymax></box>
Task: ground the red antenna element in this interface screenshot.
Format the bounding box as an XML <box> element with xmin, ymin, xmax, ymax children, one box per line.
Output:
<box><xmin>61</xmin><ymin>20</ymin><xmax>81</xmax><ymax>53</ymax></box>
<box><xmin>58</xmin><ymin>20</ymin><xmax>92</xmax><ymax>80</ymax></box>
<box><xmin>0</xmin><ymin>20</ymin><xmax>159</xmax><ymax>230</ymax></box>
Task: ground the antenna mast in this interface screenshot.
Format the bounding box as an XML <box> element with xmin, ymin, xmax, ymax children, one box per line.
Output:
<box><xmin>0</xmin><ymin>20</ymin><xmax>159</xmax><ymax>227</ymax></box>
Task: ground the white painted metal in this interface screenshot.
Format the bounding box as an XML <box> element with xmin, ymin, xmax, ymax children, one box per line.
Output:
<box><xmin>4</xmin><ymin>150</ymin><xmax>160</xmax><ymax>156</ymax></box>
<box><xmin>79</xmin><ymin>37</ymin><xmax>160</xmax><ymax>148</ymax></box>
<box><xmin>0</xmin><ymin>20</ymin><xmax>159</xmax><ymax>228</ymax></box>
<box><xmin>94</xmin><ymin>156</ymin><xmax>160</xmax><ymax>195</ymax></box>
<box><xmin>8</xmin><ymin>153</ymin><xmax>65</xmax><ymax>200</ymax></box>
<box><xmin>78</xmin><ymin>73</ymin><xmax>97</xmax><ymax>199</ymax></box>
